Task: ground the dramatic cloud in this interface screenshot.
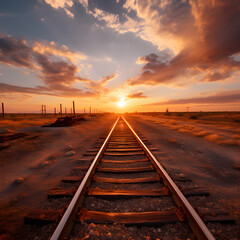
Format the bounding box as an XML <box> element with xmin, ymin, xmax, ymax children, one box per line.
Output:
<box><xmin>74</xmin><ymin>0</ymin><xmax>240</xmax><ymax>86</ymax></box>
<box><xmin>85</xmin><ymin>8</ymin><xmax>143</xmax><ymax>35</ymax></box>
<box><xmin>122</xmin><ymin>0</ymin><xmax>196</xmax><ymax>51</ymax></box>
<box><xmin>127</xmin><ymin>0</ymin><xmax>240</xmax><ymax>86</ymax></box>
<box><xmin>128</xmin><ymin>92</ymin><xmax>147</xmax><ymax>99</ymax></box>
<box><xmin>84</xmin><ymin>73</ymin><xmax>118</xmax><ymax>95</ymax></box>
<box><xmin>136</xmin><ymin>50</ymin><xmax>173</xmax><ymax>65</ymax></box>
<box><xmin>143</xmin><ymin>91</ymin><xmax>240</xmax><ymax>106</ymax></box>
<box><xmin>32</xmin><ymin>41</ymin><xmax>86</xmax><ymax>63</ymax></box>
<box><xmin>0</xmin><ymin>34</ymin><xmax>109</xmax><ymax>97</ymax></box>
<box><xmin>0</xmin><ymin>82</ymin><xmax>94</xmax><ymax>97</ymax></box>
<box><xmin>36</xmin><ymin>54</ymin><xmax>87</xmax><ymax>86</ymax></box>
<box><xmin>79</xmin><ymin>0</ymin><xmax>88</xmax><ymax>9</ymax></box>
<box><xmin>2</xmin><ymin>0</ymin><xmax>240</xmax><ymax>111</ymax></box>
<box><xmin>44</xmin><ymin>0</ymin><xmax>74</xmax><ymax>18</ymax></box>
<box><xmin>100</xmin><ymin>73</ymin><xmax>118</xmax><ymax>85</ymax></box>
<box><xmin>45</xmin><ymin>0</ymin><xmax>240</xmax><ymax>88</ymax></box>
<box><xmin>0</xmin><ymin>35</ymin><xmax>35</xmax><ymax>68</ymax></box>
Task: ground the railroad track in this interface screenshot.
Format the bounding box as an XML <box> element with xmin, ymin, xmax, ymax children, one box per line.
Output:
<box><xmin>25</xmin><ymin>115</ymin><xmax>235</xmax><ymax>239</ymax></box>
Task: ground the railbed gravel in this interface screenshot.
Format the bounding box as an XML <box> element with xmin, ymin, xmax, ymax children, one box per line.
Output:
<box><xmin>70</xmin><ymin>169</ymin><xmax>88</xmax><ymax>176</ymax></box>
<box><xmin>57</xmin><ymin>182</ymin><xmax>80</xmax><ymax>189</ymax></box>
<box><xmin>83</xmin><ymin>196</ymin><xmax>176</xmax><ymax>212</ymax></box>
<box><xmin>42</xmin><ymin>197</ymin><xmax>71</xmax><ymax>210</ymax></box>
<box><xmin>206</xmin><ymin>222</ymin><xmax>240</xmax><ymax>240</ymax></box>
<box><xmin>16</xmin><ymin>222</ymin><xmax>58</xmax><ymax>240</ymax></box>
<box><xmin>70</xmin><ymin>222</ymin><xmax>195</xmax><ymax>240</ymax></box>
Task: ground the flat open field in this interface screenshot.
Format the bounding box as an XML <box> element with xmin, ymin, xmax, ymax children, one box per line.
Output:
<box><xmin>0</xmin><ymin>114</ymin><xmax>86</xmax><ymax>130</ymax></box>
<box><xmin>0</xmin><ymin>112</ymin><xmax>239</xmax><ymax>239</ymax></box>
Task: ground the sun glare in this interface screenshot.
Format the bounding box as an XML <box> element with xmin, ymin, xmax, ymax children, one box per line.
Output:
<box><xmin>117</xmin><ymin>98</ymin><xmax>126</xmax><ymax>108</ymax></box>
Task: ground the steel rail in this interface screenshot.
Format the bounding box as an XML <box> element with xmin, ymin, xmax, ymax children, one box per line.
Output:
<box><xmin>121</xmin><ymin>115</ymin><xmax>215</xmax><ymax>240</ymax></box>
<box><xmin>50</xmin><ymin>116</ymin><xmax>120</xmax><ymax>240</ymax></box>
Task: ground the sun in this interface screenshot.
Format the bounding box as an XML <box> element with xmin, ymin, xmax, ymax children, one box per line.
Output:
<box><xmin>117</xmin><ymin>97</ymin><xmax>126</xmax><ymax>108</ymax></box>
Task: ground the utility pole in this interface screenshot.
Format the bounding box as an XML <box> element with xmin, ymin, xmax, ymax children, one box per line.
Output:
<box><xmin>54</xmin><ymin>107</ymin><xmax>56</xmax><ymax>116</ymax></box>
<box><xmin>90</xmin><ymin>107</ymin><xmax>91</xmax><ymax>114</ymax></box>
<box><xmin>73</xmin><ymin>101</ymin><xmax>75</xmax><ymax>116</ymax></box>
<box><xmin>2</xmin><ymin>103</ymin><xmax>4</xmax><ymax>118</ymax></box>
<box><xmin>60</xmin><ymin>104</ymin><xmax>62</xmax><ymax>116</ymax></box>
<box><xmin>41</xmin><ymin>105</ymin><xmax>44</xmax><ymax>117</ymax></box>
<box><xmin>44</xmin><ymin>105</ymin><xmax>46</xmax><ymax>115</ymax></box>
<box><xmin>65</xmin><ymin>107</ymin><xmax>67</xmax><ymax>115</ymax></box>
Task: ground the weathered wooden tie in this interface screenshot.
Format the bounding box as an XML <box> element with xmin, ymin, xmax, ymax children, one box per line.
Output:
<box><xmin>78</xmin><ymin>209</ymin><xmax>179</xmax><ymax>225</ymax></box>
<box><xmin>88</xmin><ymin>188</ymin><xmax>169</xmax><ymax>198</ymax></box>
<box><xmin>93</xmin><ymin>175</ymin><xmax>160</xmax><ymax>183</ymax></box>
<box><xmin>101</xmin><ymin>158</ymin><xmax>148</xmax><ymax>164</ymax></box>
<box><xmin>47</xmin><ymin>189</ymin><xmax>75</xmax><ymax>198</ymax></box>
<box><xmin>104</xmin><ymin>152</ymin><xmax>145</xmax><ymax>156</ymax></box>
<box><xmin>97</xmin><ymin>166</ymin><xmax>154</xmax><ymax>173</ymax></box>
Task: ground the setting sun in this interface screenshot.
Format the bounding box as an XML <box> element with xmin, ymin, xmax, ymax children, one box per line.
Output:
<box><xmin>117</xmin><ymin>98</ymin><xmax>126</xmax><ymax>108</ymax></box>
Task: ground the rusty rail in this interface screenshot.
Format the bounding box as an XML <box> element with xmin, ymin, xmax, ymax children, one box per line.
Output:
<box><xmin>51</xmin><ymin>115</ymin><xmax>215</xmax><ymax>240</ymax></box>
<box><xmin>50</xmin><ymin>116</ymin><xmax>120</xmax><ymax>240</ymax></box>
<box><xmin>122</xmin><ymin>115</ymin><xmax>215</xmax><ymax>240</ymax></box>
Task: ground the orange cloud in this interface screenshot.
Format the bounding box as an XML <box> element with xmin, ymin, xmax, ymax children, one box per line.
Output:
<box><xmin>126</xmin><ymin>0</ymin><xmax>240</xmax><ymax>86</ymax></box>
<box><xmin>100</xmin><ymin>73</ymin><xmax>118</xmax><ymax>85</ymax></box>
<box><xmin>142</xmin><ymin>91</ymin><xmax>240</xmax><ymax>106</ymax></box>
<box><xmin>0</xmin><ymin>34</ymin><xmax>113</xmax><ymax>98</ymax></box>
<box><xmin>44</xmin><ymin>0</ymin><xmax>74</xmax><ymax>18</ymax></box>
<box><xmin>84</xmin><ymin>72</ymin><xmax>118</xmax><ymax>95</ymax></box>
<box><xmin>128</xmin><ymin>92</ymin><xmax>147</xmax><ymax>99</ymax></box>
<box><xmin>32</xmin><ymin>41</ymin><xmax>86</xmax><ymax>63</ymax></box>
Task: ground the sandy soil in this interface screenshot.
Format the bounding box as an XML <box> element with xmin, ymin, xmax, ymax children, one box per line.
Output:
<box><xmin>0</xmin><ymin>114</ymin><xmax>116</xmax><ymax>239</ymax></box>
<box><xmin>125</xmin><ymin>113</ymin><xmax>240</xmax><ymax>238</ymax></box>
<box><xmin>0</xmin><ymin>112</ymin><xmax>240</xmax><ymax>239</ymax></box>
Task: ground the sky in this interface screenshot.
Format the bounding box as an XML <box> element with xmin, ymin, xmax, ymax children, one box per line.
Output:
<box><xmin>0</xmin><ymin>0</ymin><xmax>240</xmax><ymax>113</ymax></box>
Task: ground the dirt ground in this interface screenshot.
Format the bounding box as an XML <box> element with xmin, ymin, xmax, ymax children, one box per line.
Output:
<box><xmin>0</xmin><ymin>112</ymin><xmax>240</xmax><ymax>239</ymax></box>
<box><xmin>125</xmin><ymin>113</ymin><xmax>240</xmax><ymax>237</ymax></box>
<box><xmin>0</xmin><ymin>114</ymin><xmax>116</xmax><ymax>239</ymax></box>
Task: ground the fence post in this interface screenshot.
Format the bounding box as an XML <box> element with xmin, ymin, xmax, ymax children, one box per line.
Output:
<box><xmin>2</xmin><ymin>103</ymin><xmax>4</xmax><ymax>118</ymax></box>
<box><xmin>73</xmin><ymin>101</ymin><xmax>75</xmax><ymax>116</ymax></box>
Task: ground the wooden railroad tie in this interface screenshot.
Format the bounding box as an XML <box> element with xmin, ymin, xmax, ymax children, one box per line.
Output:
<box><xmin>100</xmin><ymin>158</ymin><xmax>148</xmax><ymax>163</ymax></box>
<box><xmin>97</xmin><ymin>166</ymin><xmax>154</xmax><ymax>173</ymax></box>
<box><xmin>93</xmin><ymin>175</ymin><xmax>160</xmax><ymax>184</ymax></box>
<box><xmin>24</xmin><ymin>207</ymin><xmax>235</xmax><ymax>226</ymax></box>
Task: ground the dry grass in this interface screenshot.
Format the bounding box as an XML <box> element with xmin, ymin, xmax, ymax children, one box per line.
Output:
<box><xmin>134</xmin><ymin>112</ymin><xmax>240</xmax><ymax>146</ymax></box>
<box><xmin>139</xmin><ymin>111</ymin><xmax>240</xmax><ymax>126</ymax></box>
<box><xmin>0</xmin><ymin>114</ymin><xmax>58</xmax><ymax>130</ymax></box>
